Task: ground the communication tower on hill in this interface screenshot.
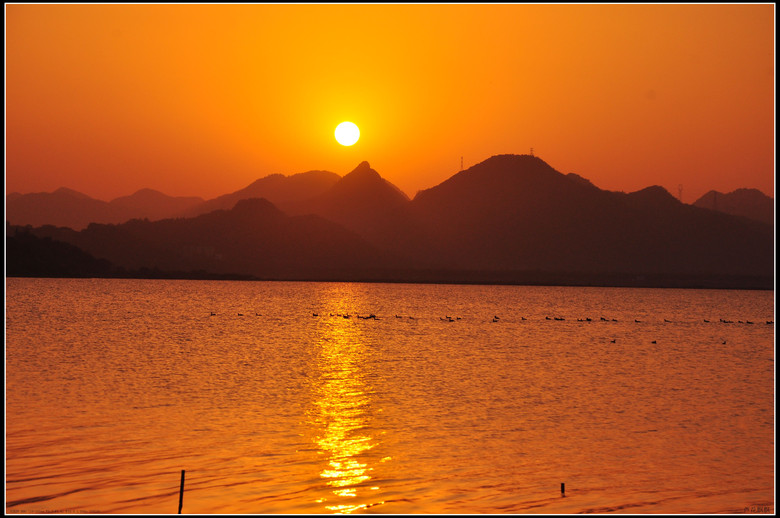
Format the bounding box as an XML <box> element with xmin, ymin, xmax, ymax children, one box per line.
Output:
<box><xmin>678</xmin><ymin>184</ymin><xmax>683</xmax><ymax>202</ymax></box>
<box><xmin>460</xmin><ymin>156</ymin><xmax>463</xmax><ymax>171</ymax></box>
<box><xmin>530</xmin><ymin>147</ymin><xmax>534</xmax><ymax>157</ymax></box>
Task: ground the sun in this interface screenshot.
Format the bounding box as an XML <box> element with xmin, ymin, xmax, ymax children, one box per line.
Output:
<box><xmin>335</xmin><ymin>122</ymin><xmax>360</xmax><ymax>146</ymax></box>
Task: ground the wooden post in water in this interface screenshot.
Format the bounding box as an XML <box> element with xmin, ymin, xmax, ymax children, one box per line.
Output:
<box><xmin>178</xmin><ymin>469</ymin><xmax>186</xmax><ymax>514</ymax></box>
<box><xmin>561</xmin><ymin>482</ymin><xmax>565</xmax><ymax>496</ymax></box>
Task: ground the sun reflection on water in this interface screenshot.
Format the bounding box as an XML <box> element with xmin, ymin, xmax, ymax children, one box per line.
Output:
<box><xmin>307</xmin><ymin>291</ymin><xmax>381</xmax><ymax>513</ymax></box>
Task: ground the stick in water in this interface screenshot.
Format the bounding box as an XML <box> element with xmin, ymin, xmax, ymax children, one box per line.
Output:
<box><xmin>178</xmin><ymin>469</ymin><xmax>186</xmax><ymax>513</ymax></box>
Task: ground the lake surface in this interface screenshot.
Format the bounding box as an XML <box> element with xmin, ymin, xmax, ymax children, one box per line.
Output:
<box><xmin>5</xmin><ymin>278</ymin><xmax>775</xmax><ymax>514</ymax></box>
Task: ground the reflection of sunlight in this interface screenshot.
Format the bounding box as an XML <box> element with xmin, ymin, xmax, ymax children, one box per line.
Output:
<box><xmin>322</xmin><ymin>458</ymin><xmax>372</xmax><ymax>487</ymax></box>
<box><xmin>327</xmin><ymin>503</ymin><xmax>369</xmax><ymax>513</ymax></box>
<box><xmin>308</xmin><ymin>287</ymin><xmax>379</xmax><ymax>514</ymax></box>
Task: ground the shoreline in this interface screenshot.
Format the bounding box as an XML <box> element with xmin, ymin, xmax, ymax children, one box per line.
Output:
<box><xmin>6</xmin><ymin>270</ymin><xmax>774</xmax><ymax>291</ymax></box>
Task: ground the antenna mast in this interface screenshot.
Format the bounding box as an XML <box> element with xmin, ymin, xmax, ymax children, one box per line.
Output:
<box><xmin>460</xmin><ymin>156</ymin><xmax>463</xmax><ymax>171</ymax></box>
<box><xmin>530</xmin><ymin>147</ymin><xmax>534</xmax><ymax>157</ymax></box>
<box><xmin>678</xmin><ymin>184</ymin><xmax>683</xmax><ymax>202</ymax></box>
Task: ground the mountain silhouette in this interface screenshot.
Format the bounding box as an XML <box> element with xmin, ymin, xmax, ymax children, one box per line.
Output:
<box><xmin>7</xmin><ymin>155</ymin><xmax>774</xmax><ymax>288</ymax></box>
<box><xmin>282</xmin><ymin>161</ymin><xmax>418</xmax><ymax>256</ymax></box>
<box><xmin>21</xmin><ymin>197</ymin><xmax>404</xmax><ymax>279</ymax></box>
<box><xmin>180</xmin><ymin>170</ymin><xmax>341</xmax><ymax>218</ymax></box>
<box><xmin>693</xmin><ymin>188</ymin><xmax>774</xmax><ymax>225</ymax></box>
<box><xmin>407</xmin><ymin>154</ymin><xmax>623</xmax><ymax>270</ymax></box>
<box><xmin>6</xmin><ymin>188</ymin><xmax>135</xmax><ymax>230</ymax></box>
<box><xmin>6</xmin><ymin>225</ymin><xmax>113</xmax><ymax>277</ymax></box>
<box><xmin>406</xmin><ymin>154</ymin><xmax>773</xmax><ymax>277</ymax></box>
<box><xmin>110</xmin><ymin>188</ymin><xmax>204</xmax><ymax>221</ymax></box>
<box><xmin>7</xmin><ymin>170</ymin><xmax>342</xmax><ymax>229</ymax></box>
<box><xmin>6</xmin><ymin>187</ymin><xmax>204</xmax><ymax>230</ymax></box>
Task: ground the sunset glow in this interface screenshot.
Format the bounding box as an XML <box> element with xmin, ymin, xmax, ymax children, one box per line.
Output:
<box><xmin>4</xmin><ymin>4</ymin><xmax>774</xmax><ymax>202</ymax></box>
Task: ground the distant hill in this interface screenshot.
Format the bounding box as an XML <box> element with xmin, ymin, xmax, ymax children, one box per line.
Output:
<box><xmin>6</xmin><ymin>188</ymin><xmax>135</xmax><ymax>230</ymax></box>
<box><xmin>406</xmin><ymin>154</ymin><xmax>773</xmax><ymax>277</ymax></box>
<box><xmin>110</xmin><ymin>188</ymin><xmax>204</xmax><ymax>222</ymax></box>
<box><xmin>180</xmin><ymin>170</ymin><xmax>341</xmax><ymax>217</ymax></box>
<box><xmin>6</xmin><ymin>169</ymin><xmax>341</xmax><ymax>229</ymax></box>
<box><xmin>21</xmin><ymin>197</ymin><xmax>404</xmax><ymax>279</ymax></box>
<box><xmin>281</xmin><ymin>162</ymin><xmax>419</xmax><ymax>257</ymax></box>
<box><xmin>692</xmin><ymin>188</ymin><xmax>774</xmax><ymax>225</ymax></box>
<box><xmin>6</xmin><ymin>187</ymin><xmax>204</xmax><ymax>230</ymax></box>
<box><xmin>6</xmin><ymin>227</ymin><xmax>113</xmax><ymax>277</ymax></box>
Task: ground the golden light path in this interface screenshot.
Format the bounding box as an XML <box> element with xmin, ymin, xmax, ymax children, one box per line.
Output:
<box><xmin>307</xmin><ymin>285</ymin><xmax>386</xmax><ymax>513</ymax></box>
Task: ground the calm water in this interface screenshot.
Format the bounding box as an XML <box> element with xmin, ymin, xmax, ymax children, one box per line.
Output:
<box><xmin>5</xmin><ymin>278</ymin><xmax>775</xmax><ymax>514</ymax></box>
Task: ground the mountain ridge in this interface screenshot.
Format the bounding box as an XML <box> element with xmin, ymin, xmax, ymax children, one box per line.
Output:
<box><xmin>13</xmin><ymin>196</ymin><xmax>404</xmax><ymax>279</ymax></box>
<box><xmin>179</xmin><ymin>169</ymin><xmax>341</xmax><ymax>218</ymax></box>
<box><xmin>7</xmin><ymin>155</ymin><xmax>773</xmax><ymax>228</ymax></box>
<box><xmin>6</xmin><ymin>154</ymin><xmax>774</xmax><ymax>288</ymax></box>
<box><xmin>693</xmin><ymin>188</ymin><xmax>773</xmax><ymax>225</ymax></box>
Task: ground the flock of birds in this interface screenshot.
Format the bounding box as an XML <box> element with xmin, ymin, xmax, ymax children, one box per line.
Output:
<box><xmin>210</xmin><ymin>311</ymin><xmax>773</xmax><ymax>326</ymax></box>
<box><xmin>207</xmin><ymin>312</ymin><xmax>772</xmax><ymax>345</ymax></box>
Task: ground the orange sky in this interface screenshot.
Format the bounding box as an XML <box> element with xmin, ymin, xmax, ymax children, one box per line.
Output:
<box><xmin>5</xmin><ymin>3</ymin><xmax>775</xmax><ymax>203</ymax></box>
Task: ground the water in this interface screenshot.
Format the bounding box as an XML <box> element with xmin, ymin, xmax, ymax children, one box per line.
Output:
<box><xmin>5</xmin><ymin>278</ymin><xmax>775</xmax><ymax>514</ymax></box>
